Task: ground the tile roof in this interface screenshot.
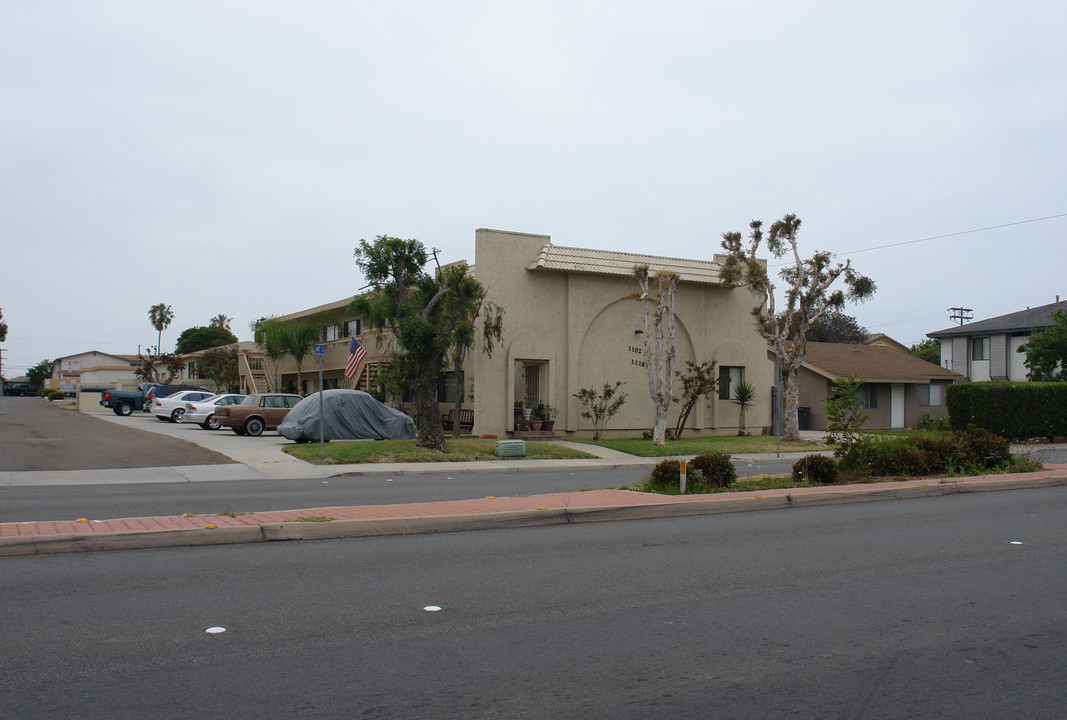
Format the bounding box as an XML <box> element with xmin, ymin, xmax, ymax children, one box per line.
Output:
<box><xmin>800</xmin><ymin>342</ymin><xmax>963</xmax><ymax>384</ymax></box>
<box><xmin>527</xmin><ymin>244</ymin><xmax>726</xmax><ymax>285</ymax></box>
<box><xmin>927</xmin><ymin>300</ymin><xmax>1067</xmax><ymax>338</ymax></box>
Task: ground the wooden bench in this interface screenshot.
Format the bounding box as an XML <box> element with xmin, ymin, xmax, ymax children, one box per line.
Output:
<box><xmin>441</xmin><ymin>408</ymin><xmax>474</xmax><ymax>432</ymax></box>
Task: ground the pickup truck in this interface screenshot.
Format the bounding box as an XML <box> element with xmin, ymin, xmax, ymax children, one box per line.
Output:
<box><xmin>100</xmin><ymin>383</ymin><xmax>208</xmax><ymax>416</ymax></box>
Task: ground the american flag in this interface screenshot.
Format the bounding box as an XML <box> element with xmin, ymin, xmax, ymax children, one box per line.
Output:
<box><xmin>344</xmin><ymin>338</ymin><xmax>367</xmax><ymax>379</ymax></box>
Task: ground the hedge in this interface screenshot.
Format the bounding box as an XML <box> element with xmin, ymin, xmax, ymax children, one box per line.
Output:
<box><xmin>946</xmin><ymin>381</ymin><xmax>1067</xmax><ymax>438</ymax></box>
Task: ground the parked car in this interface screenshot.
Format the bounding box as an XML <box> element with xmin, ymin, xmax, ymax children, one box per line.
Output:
<box><xmin>183</xmin><ymin>393</ymin><xmax>246</xmax><ymax>430</ymax></box>
<box><xmin>100</xmin><ymin>382</ymin><xmax>159</xmax><ymax>415</ymax></box>
<box><xmin>149</xmin><ymin>390</ymin><xmax>217</xmax><ymax>423</ymax></box>
<box><xmin>2</xmin><ymin>380</ymin><xmax>42</xmax><ymax>397</ymax></box>
<box><xmin>279</xmin><ymin>389</ymin><xmax>416</xmax><ymax>443</ymax></box>
<box><xmin>142</xmin><ymin>384</ymin><xmax>210</xmax><ymax>413</ymax></box>
<box><xmin>214</xmin><ymin>393</ymin><xmax>304</xmax><ymax>436</ymax></box>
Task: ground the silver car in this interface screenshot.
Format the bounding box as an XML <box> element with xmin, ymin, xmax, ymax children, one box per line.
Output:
<box><xmin>183</xmin><ymin>393</ymin><xmax>246</xmax><ymax>430</ymax></box>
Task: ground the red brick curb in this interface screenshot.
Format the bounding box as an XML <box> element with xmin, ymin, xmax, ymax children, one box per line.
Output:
<box><xmin>3</xmin><ymin>466</ymin><xmax>1066</xmax><ymax>556</ymax></box>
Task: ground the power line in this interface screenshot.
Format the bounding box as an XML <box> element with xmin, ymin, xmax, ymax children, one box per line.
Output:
<box><xmin>839</xmin><ymin>213</ymin><xmax>1067</xmax><ymax>256</ymax></box>
<box><xmin>768</xmin><ymin>212</ymin><xmax>1067</xmax><ymax>268</ymax></box>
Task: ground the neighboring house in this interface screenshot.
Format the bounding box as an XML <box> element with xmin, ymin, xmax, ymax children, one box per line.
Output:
<box><xmin>181</xmin><ymin>341</ymin><xmax>262</xmax><ymax>391</ymax></box>
<box><xmin>864</xmin><ymin>333</ymin><xmax>909</xmax><ymax>353</ymax></box>
<box><xmin>226</xmin><ymin>300</ymin><xmax>392</xmax><ymax>397</ymax></box>
<box><xmin>790</xmin><ymin>341</ymin><xmax>964</xmax><ymax>431</ymax></box>
<box><xmin>48</xmin><ymin>351</ymin><xmax>140</xmax><ymax>397</ymax></box>
<box><xmin>238</xmin><ymin>228</ymin><xmax>774</xmax><ymax>438</ymax></box>
<box><xmin>927</xmin><ymin>299</ymin><xmax>1067</xmax><ymax>381</ymax></box>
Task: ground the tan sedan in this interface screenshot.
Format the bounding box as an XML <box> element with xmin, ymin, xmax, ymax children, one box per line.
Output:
<box><xmin>215</xmin><ymin>393</ymin><xmax>304</xmax><ymax>436</ymax></box>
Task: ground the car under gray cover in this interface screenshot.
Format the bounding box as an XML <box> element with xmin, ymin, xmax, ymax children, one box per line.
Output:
<box><xmin>278</xmin><ymin>389</ymin><xmax>416</xmax><ymax>442</ymax></box>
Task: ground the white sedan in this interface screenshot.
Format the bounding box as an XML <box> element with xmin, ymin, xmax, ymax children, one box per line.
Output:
<box><xmin>149</xmin><ymin>390</ymin><xmax>217</xmax><ymax>423</ymax></box>
<box><xmin>183</xmin><ymin>393</ymin><xmax>246</xmax><ymax>430</ymax></box>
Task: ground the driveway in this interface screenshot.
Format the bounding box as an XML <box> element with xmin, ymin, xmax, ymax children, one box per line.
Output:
<box><xmin>0</xmin><ymin>397</ymin><xmax>234</xmax><ymax>471</ymax></box>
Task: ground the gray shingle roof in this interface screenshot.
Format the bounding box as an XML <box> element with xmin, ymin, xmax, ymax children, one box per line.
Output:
<box><xmin>527</xmin><ymin>244</ymin><xmax>726</xmax><ymax>285</ymax></box>
<box><xmin>927</xmin><ymin>300</ymin><xmax>1067</xmax><ymax>338</ymax></box>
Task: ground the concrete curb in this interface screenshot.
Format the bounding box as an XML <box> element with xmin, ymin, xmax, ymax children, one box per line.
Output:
<box><xmin>3</xmin><ymin>472</ymin><xmax>1065</xmax><ymax>557</ymax></box>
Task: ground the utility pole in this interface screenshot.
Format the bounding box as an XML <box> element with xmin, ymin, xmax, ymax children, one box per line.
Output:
<box><xmin>947</xmin><ymin>307</ymin><xmax>973</xmax><ymax>326</ymax></box>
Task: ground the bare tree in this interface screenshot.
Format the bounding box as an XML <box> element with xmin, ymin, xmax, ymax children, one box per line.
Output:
<box><xmin>633</xmin><ymin>265</ymin><xmax>678</xmax><ymax>445</ymax></box>
<box><xmin>719</xmin><ymin>214</ymin><xmax>875</xmax><ymax>440</ymax></box>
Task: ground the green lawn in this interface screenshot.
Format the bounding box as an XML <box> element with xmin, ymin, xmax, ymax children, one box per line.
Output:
<box><xmin>579</xmin><ymin>435</ymin><xmax>829</xmax><ymax>457</ymax></box>
<box><xmin>283</xmin><ymin>438</ymin><xmax>598</xmax><ymax>465</ymax></box>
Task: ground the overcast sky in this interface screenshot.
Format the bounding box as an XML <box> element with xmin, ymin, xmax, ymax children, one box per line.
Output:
<box><xmin>3</xmin><ymin>1</ymin><xmax>1065</xmax><ymax>376</ymax></box>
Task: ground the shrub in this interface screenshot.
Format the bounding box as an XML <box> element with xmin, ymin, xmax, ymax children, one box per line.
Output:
<box><xmin>836</xmin><ymin>427</ymin><xmax>1013</xmax><ymax>478</ymax></box>
<box><xmin>953</xmin><ymin>425</ymin><xmax>1011</xmax><ymax>468</ymax></box>
<box><xmin>864</xmin><ymin>438</ymin><xmax>936</xmax><ymax>476</ymax></box>
<box><xmin>574</xmin><ymin>381</ymin><xmax>627</xmax><ymax>440</ymax></box>
<box><xmin>690</xmin><ymin>452</ymin><xmax>737</xmax><ymax>488</ymax></box>
<box><xmin>46</xmin><ymin>389</ymin><xmax>65</xmax><ymax>401</ymax></box>
<box><xmin>646</xmin><ymin>459</ymin><xmax>681</xmax><ymax>493</ymax></box>
<box><xmin>792</xmin><ymin>454</ymin><xmax>840</xmax><ymax>484</ymax></box>
<box><xmin>947</xmin><ymin>382</ymin><xmax>1067</xmax><ymax>439</ymax></box>
<box><xmin>824</xmin><ymin>375</ymin><xmax>868</xmax><ymax>454</ymax></box>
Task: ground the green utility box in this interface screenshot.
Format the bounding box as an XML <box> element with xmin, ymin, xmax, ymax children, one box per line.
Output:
<box><xmin>494</xmin><ymin>440</ymin><xmax>527</xmax><ymax>458</ymax></box>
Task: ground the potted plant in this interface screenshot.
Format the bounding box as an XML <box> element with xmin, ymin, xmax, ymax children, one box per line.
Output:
<box><xmin>515</xmin><ymin>400</ymin><xmax>531</xmax><ymax>431</ymax></box>
<box><xmin>540</xmin><ymin>403</ymin><xmax>558</xmax><ymax>432</ymax></box>
<box><xmin>529</xmin><ymin>403</ymin><xmax>545</xmax><ymax>431</ymax></box>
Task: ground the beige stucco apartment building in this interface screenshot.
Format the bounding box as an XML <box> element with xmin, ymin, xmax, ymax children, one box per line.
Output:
<box><xmin>230</xmin><ymin>228</ymin><xmax>773</xmax><ymax>438</ymax></box>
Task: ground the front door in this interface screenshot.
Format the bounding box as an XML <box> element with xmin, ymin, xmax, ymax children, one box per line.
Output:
<box><xmin>891</xmin><ymin>384</ymin><xmax>905</xmax><ymax>428</ymax></box>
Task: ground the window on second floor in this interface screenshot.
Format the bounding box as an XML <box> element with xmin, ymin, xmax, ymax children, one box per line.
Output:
<box><xmin>972</xmin><ymin>337</ymin><xmax>989</xmax><ymax>361</ymax></box>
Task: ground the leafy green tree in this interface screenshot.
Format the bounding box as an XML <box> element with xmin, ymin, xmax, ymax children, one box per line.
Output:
<box><xmin>199</xmin><ymin>347</ymin><xmax>240</xmax><ymax>392</ymax></box>
<box><xmin>823</xmin><ymin>374</ymin><xmax>869</xmax><ymax>455</ymax></box>
<box><xmin>720</xmin><ymin>214</ymin><xmax>876</xmax><ymax>441</ymax></box>
<box><xmin>175</xmin><ymin>326</ymin><xmax>239</xmax><ymax>355</ymax></box>
<box><xmin>135</xmin><ymin>352</ymin><xmax>184</xmax><ymax>383</ymax></box>
<box><xmin>283</xmin><ymin>320</ymin><xmax>326</xmax><ymax>393</ymax></box>
<box><xmin>447</xmin><ymin>299</ymin><xmax>504</xmax><ymax>439</ymax></box>
<box><xmin>909</xmin><ymin>338</ymin><xmax>941</xmax><ymax>365</ymax></box>
<box><xmin>805</xmin><ymin>310</ymin><xmax>868</xmax><ymax>343</ymax></box>
<box><xmin>373</xmin><ymin>350</ymin><xmax>420</xmax><ymax>411</ymax></box>
<box><xmin>351</xmin><ymin>235</ymin><xmax>490</xmax><ymax>450</ymax></box>
<box><xmin>1018</xmin><ymin>309</ymin><xmax>1067</xmax><ymax>380</ymax></box>
<box><xmin>574</xmin><ymin>381</ymin><xmax>627</xmax><ymax>440</ymax></box>
<box><xmin>0</xmin><ymin>307</ymin><xmax>8</xmax><ymax>343</ymax></box>
<box><xmin>148</xmin><ymin>303</ymin><xmax>175</xmax><ymax>354</ymax></box>
<box><xmin>672</xmin><ymin>359</ymin><xmax>717</xmax><ymax>439</ymax></box>
<box><xmin>252</xmin><ymin>316</ymin><xmax>289</xmax><ymax>391</ymax></box>
<box><xmin>27</xmin><ymin>359</ymin><xmax>52</xmax><ymax>386</ymax></box>
<box><xmin>633</xmin><ymin>265</ymin><xmax>679</xmax><ymax>446</ymax></box>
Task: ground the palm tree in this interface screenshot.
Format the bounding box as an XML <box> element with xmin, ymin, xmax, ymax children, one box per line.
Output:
<box><xmin>148</xmin><ymin>303</ymin><xmax>174</xmax><ymax>356</ymax></box>
<box><xmin>283</xmin><ymin>321</ymin><xmax>324</xmax><ymax>393</ymax></box>
<box><xmin>210</xmin><ymin>314</ymin><xmax>232</xmax><ymax>330</ymax></box>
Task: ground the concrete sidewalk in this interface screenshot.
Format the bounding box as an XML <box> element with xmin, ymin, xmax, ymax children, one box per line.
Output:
<box><xmin>4</xmin><ymin>464</ymin><xmax>1066</xmax><ymax>557</ymax></box>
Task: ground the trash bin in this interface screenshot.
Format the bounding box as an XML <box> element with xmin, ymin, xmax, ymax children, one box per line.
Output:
<box><xmin>798</xmin><ymin>406</ymin><xmax>811</xmax><ymax>431</ymax></box>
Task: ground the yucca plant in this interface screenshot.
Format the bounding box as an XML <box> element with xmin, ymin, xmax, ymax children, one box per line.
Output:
<box><xmin>732</xmin><ymin>379</ymin><xmax>756</xmax><ymax>436</ymax></box>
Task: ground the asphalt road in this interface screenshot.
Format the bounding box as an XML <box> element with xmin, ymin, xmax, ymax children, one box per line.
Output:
<box><xmin>3</xmin><ymin>486</ymin><xmax>1065</xmax><ymax>719</ymax></box>
<box><xmin>0</xmin><ymin>396</ymin><xmax>232</xmax><ymax>471</ymax></box>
